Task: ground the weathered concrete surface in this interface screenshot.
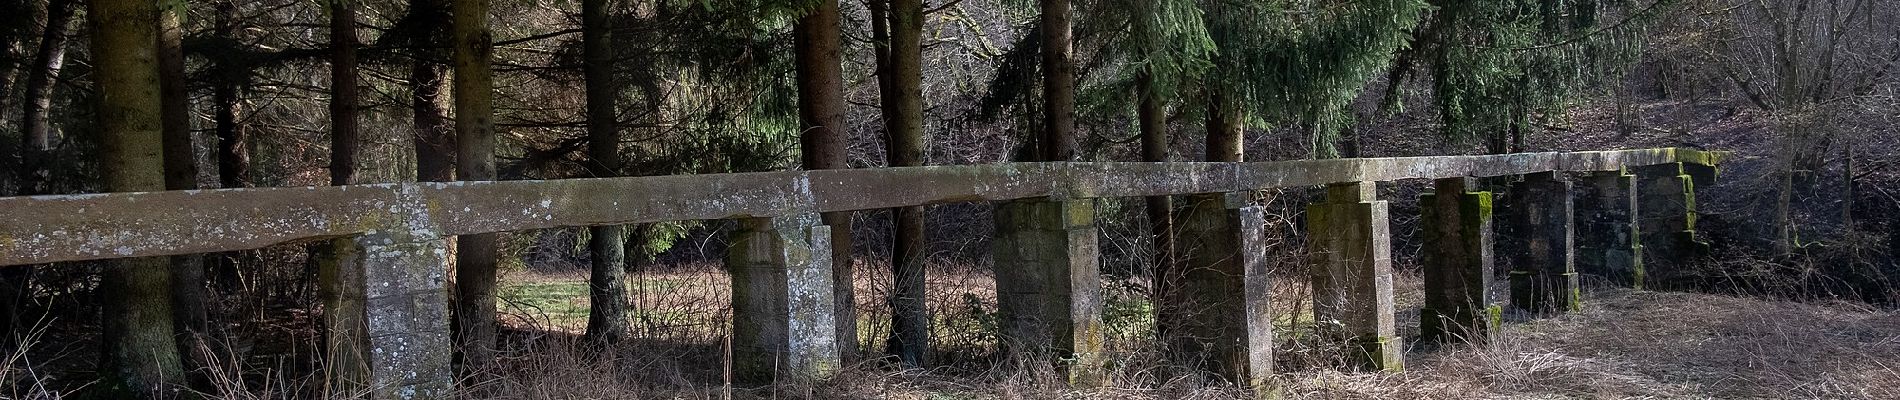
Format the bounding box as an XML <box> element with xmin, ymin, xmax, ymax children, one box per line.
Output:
<box><xmin>1633</xmin><ymin>163</ymin><xmax>1712</xmax><ymax>286</ymax></box>
<box><xmin>1162</xmin><ymin>192</ymin><xmax>1272</xmax><ymax>387</ymax></box>
<box><xmin>1419</xmin><ymin>178</ymin><xmax>1498</xmax><ymax>344</ymax></box>
<box><xmin>1506</xmin><ymin>172</ymin><xmax>1579</xmax><ymax>313</ymax></box>
<box><xmin>992</xmin><ymin>198</ymin><xmax>1104</xmax><ymax>384</ymax></box>
<box><xmin>1307</xmin><ymin>182</ymin><xmax>1402</xmax><ymax>371</ymax></box>
<box><xmin>310</xmin><ymin>185</ymin><xmax>451</xmax><ymax>399</ymax></box>
<box><xmin>727</xmin><ymin>214</ymin><xmax>840</xmax><ymax>384</ymax></box>
<box><xmin>1576</xmin><ymin>171</ymin><xmax>1643</xmax><ymax>288</ymax></box>
<box><xmin>0</xmin><ymin>148</ymin><xmax>1724</xmax><ymax>267</ymax></box>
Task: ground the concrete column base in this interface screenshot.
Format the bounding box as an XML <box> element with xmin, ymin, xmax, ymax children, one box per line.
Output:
<box><xmin>1576</xmin><ymin>171</ymin><xmax>1642</xmax><ymax>288</ymax></box>
<box><xmin>1507</xmin><ymin>172</ymin><xmax>1579</xmax><ymax>314</ymax></box>
<box><xmin>993</xmin><ymin>198</ymin><xmax>1105</xmax><ymax>385</ymax></box>
<box><xmin>321</xmin><ymin>230</ymin><xmax>452</xmax><ymax>399</ymax></box>
<box><xmin>1419</xmin><ymin>177</ymin><xmax>1498</xmax><ymax>344</ymax></box>
<box><xmin>1165</xmin><ymin>192</ymin><xmax>1274</xmax><ymax>388</ymax></box>
<box><xmin>1307</xmin><ymin>182</ymin><xmax>1402</xmax><ymax>372</ymax></box>
<box><xmin>728</xmin><ymin>214</ymin><xmax>840</xmax><ymax>385</ymax></box>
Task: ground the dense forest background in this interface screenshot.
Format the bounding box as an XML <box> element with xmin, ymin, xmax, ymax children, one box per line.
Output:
<box><xmin>0</xmin><ymin>0</ymin><xmax>1897</xmax><ymax>397</ymax></box>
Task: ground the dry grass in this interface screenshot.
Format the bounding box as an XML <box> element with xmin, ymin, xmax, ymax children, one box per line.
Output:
<box><xmin>8</xmin><ymin>260</ymin><xmax>1896</xmax><ymax>399</ymax></box>
<box><xmin>466</xmin><ymin>267</ymin><xmax>1900</xmax><ymax>399</ymax></box>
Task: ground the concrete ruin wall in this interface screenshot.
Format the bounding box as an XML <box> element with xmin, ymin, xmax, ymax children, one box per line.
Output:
<box><xmin>0</xmin><ymin>148</ymin><xmax>1723</xmax><ymax>398</ymax></box>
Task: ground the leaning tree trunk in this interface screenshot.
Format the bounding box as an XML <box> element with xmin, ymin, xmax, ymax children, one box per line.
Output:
<box><xmin>794</xmin><ymin>0</ymin><xmax>857</xmax><ymax>364</ymax></box>
<box><xmin>580</xmin><ymin>0</ymin><xmax>631</xmax><ymax>346</ymax></box>
<box><xmin>1038</xmin><ymin>0</ymin><xmax>1076</xmax><ymax>162</ymax></box>
<box><xmin>89</xmin><ymin>0</ymin><xmax>187</xmax><ymax>395</ymax></box>
<box><xmin>3</xmin><ymin>0</ymin><xmax>75</xmax><ymax>347</ymax></box>
<box><xmin>451</xmin><ymin>0</ymin><xmax>501</xmax><ymax>374</ymax></box>
<box><xmin>882</xmin><ymin>0</ymin><xmax>928</xmax><ymax>368</ymax></box>
<box><xmin>157</xmin><ymin>2</ymin><xmax>215</xmax><ymax>391</ymax></box>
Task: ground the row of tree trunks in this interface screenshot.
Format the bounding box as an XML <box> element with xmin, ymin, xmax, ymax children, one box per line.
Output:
<box><xmin>882</xmin><ymin>0</ymin><xmax>929</xmax><ymax>368</ymax></box>
<box><xmin>581</xmin><ymin>0</ymin><xmax>633</xmax><ymax>346</ymax></box>
<box><xmin>451</xmin><ymin>0</ymin><xmax>502</xmax><ymax>374</ymax></box>
<box><xmin>88</xmin><ymin>0</ymin><xmax>187</xmax><ymax>395</ymax></box>
<box><xmin>795</xmin><ymin>0</ymin><xmax>858</xmax><ymax>365</ymax></box>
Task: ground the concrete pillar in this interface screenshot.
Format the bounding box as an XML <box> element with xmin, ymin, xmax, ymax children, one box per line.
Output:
<box><xmin>728</xmin><ymin>214</ymin><xmax>840</xmax><ymax>384</ymax></box>
<box><xmin>1575</xmin><ymin>170</ymin><xmax>1643</xmax><ymax>288</ymax></box>
<box><xmin>1633</xmin><ymin>163</ymin><xmax>1711</xmax><ymax>285</ymax></box>
<box><xmin>992</xmin><ymin>198</ymin><xmax>1104</xmax><ymax>384</ymax></box>
<box><xmin>1418</xmin><ymin>177</ymin><xmax>1498</xmax><ymax>344</ymax></box>
<box><xmin>1306</xmin><ymin>182</ymin><xmax>1401</xmax><ymax>371</ymax></box>
<box><xmin>321</xmin><ymin>230</ymin><xmax>452</xmax><ymax>399</ymax></box>
<box><xmin>1164</xmin><ymin>192</ymin><xmax>1274</xmax><ymax>387</ymax></box>
<box><xmin>1506</xmin><ymin>172</ymin><xmax>1579</xmax><ymax>313</ymax></box>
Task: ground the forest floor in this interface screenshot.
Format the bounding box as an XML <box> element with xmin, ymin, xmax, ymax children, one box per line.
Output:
<box><xmin>469</xmin><ymin>268</ymin><xmax>1900</xmax><ymax>399</ymax></box>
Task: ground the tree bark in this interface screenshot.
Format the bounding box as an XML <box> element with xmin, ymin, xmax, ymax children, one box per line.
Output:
<box><xmin>1038</xmin><ymin>0</ymin><xmax>1076</xmax><ymax>162</ymax></box>
<box><xmin>794</xmin><ymin>0</ymin><xmax>858</xmax><ymax>365</ymax></box>
<box><xmin>882</xmin><ymin>0</ymin><xmax>928</xmax><ymax>368</ymax></box>
<box><xmin>1137</xmin><ymin>71</ymin><xmax>1174</xmax><ymax>329</ymax></box>
<box><xmin>1205</xmin><ymin>88</ymin><xmax>1243</xmax><ymax>163</ymax></box>
<box><xmin>208</xmin><ymin>0</ymin><xmax>251</xmax><ymax>296</ymax></box>
<box><xmin>580</xmin><ymin>0</ymin><xmax>631</xmax><ymax>346</ymax></box>
<box><xmin>451</xmin><ymin>0</ymin><xmax>501</xmax><ymax>373</ymax></box>
<box><xmin>18</xmin><ymin>0</ymin><xmax>75</xmax><ymax>197</ymax></box>
<box><xmin>89</xmin><ymin>0</ymin><xmax>187</xmax><ymax>394</ymax></box>
<box><xmin>158</xmin><ymin>2</ymin><xmax>215</xmax><ymax>390</ymax></box>
<box><xmin>410</xmin><ymin>0</ymin><xmax>456</xmax><ymax>183</ymax></box>
<box><xmin>3</xmin><ymin>0</ymin><xmax>74</xmax><ymax>349</ymax></box>
<box><xmin>330</xmin><ymin>0</ymin><xmax>361</xmax><ymax>187</ymax></box>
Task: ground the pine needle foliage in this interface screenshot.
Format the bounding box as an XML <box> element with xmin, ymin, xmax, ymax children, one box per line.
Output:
<box><xmin>1408</xmin><ymin>0</ymin><xmax>1674</xmax><ymax>150</ymax></box>
<box><xmin>1208</xmin><ymin>0</ymin><xmax>1428</xmax><ymax>158</ymax></box>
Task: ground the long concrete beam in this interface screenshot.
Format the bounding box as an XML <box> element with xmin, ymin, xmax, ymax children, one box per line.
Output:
<box><xmin>0</xmin><ymin>148</ymin><xmax>1722</xmax><ymax>266</ymax></box>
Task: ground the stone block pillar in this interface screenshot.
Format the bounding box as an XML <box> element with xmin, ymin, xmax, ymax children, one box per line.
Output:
<box><xmin>1164</xmin><ymin>192</ymin><xmax>1274</xmax><ymax>387</ymax></box>
<box><xmin>1306</xmin><ymin>182</ymin><xmax>1401</xmax><ymax>371</ymax></box>
<box><xmin>1506</xmin><ymin>172</ymin><xmax>1579</xmax><ymax>313</ymax></box>
<box><xmin>1418</xmin><ymin>177</ymin><xmax>1498</xmax><ymax>344</ymax></box>
<box><xmin>1633</xmin><ymin>163</ymin><xmax>1711</xmax><ymax>284</ymax></box>
<box><xmin>1575</xmin><ymin>170</ymin><xmax>1643</xmax><ymax>288</ymax></box>
<box><xmin>728</xmin><ymin>214</ymin><xmax>840</xmax><ymax>384</ymax></box>
<box><xmin>992</xmin><ymin>198</ymin><xmax>1104</xmax><ymax>384</ymax></box>
<box><xmin>321</xmin><ymin>229</ymin><xmax>452</xmax><ymax>399</ymax></box>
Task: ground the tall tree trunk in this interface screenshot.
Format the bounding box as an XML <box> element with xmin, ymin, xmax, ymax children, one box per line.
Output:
<box><xmin>410</xmin><ymin>0</ymin><xmax>456</xmax><ymax>183</ymax></box>
<box><xmin>1038</xmin><ymin>0</ymin><xmax>1076</xmax><ymax>161</ymax></box>
<box><xmin>330</xmin><ymin>0</ymin><xmax>361</xmax><ymax>187</ymax></box>
<box><xmin>210</xmin><ymin>1</ymin><xmax>251</xmax><ymax>295</ymax></box>
<box><xmin>882</xmin><ymin>0</ymin><xmax>927</xmax><ymax>368</ymax></box>
<box><xmin>580</xmin><ymin>0</ymin><xmax>631</xmax><ymax>346</ymax></box>
<box><xmin>0</xmin><ymin>0</ymin><xmax>46</xmax><ymax>129</ymax></box>
<box><xmin>18</xmin><ymin>0</ymin><xmax>74</xmax><ymax>197</ymax></box>
<box><xmin>1136</xmin><ymin>71</ymin><xmax>1173</xmax><ymax>333</ymax></box>
<box><xmin>3</xmin><ymin>0</ymin><xmax>74</xmax><ymax>347</ymax></box>
<box><xmin>89</xmin><ymin>0</ymin><xmax>187</xmax><ymax>394</ymax></box>
<box><xmin>318</xmin><ymin>0</ymin><xmax>372</xmax><ymax>392</ymax></box>
<box><xmin>1205</xmin><ymin>89</ymin><xmax>1243</xmax><ymax>163</ymax></box>
<box><xmin>451</xmin><ymin>0</ymin><xmax>500</xmax><ymax>374</ymax></box>
<box><xmin>794</xmin><ymin>0</ymin><xmax>857</xmax><ymax>365</ymax></box>
<box><xmin>158</xmin><ymin>2</ymin><xmax>214</xmax><ymax>390</ymax></box>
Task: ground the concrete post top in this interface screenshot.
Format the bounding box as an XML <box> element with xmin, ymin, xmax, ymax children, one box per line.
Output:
<box><xmin>1327</xmin><ymin>182</ymin><xmax>1377</xmax><ymax>203</ymax></box>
